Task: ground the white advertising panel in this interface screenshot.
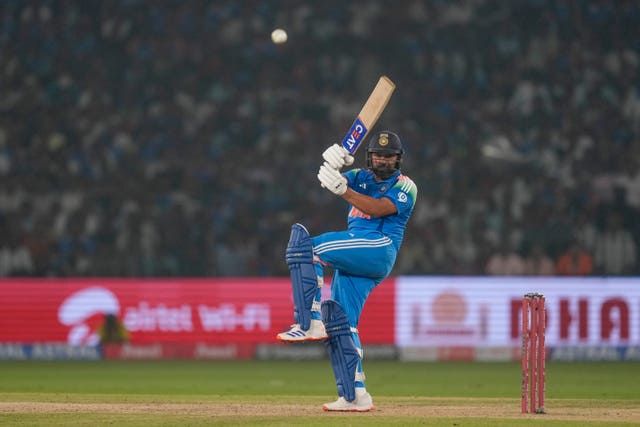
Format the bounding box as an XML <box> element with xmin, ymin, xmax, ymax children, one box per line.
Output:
<box><xmin>396</xmin><ymin>277</ymin><xmax>640</xmax><ymax>348</ymax></box>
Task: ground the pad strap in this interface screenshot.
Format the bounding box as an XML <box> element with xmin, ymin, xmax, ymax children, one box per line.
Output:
<box><xmin>322</xmin><ymin>300</ymin><xmax>360</xmax><ymax>402</ymax></box>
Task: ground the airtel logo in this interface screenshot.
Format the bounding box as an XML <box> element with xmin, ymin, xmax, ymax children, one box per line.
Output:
<box><xmin>58</xmin><ymin>287</ymin><xmax>120</xmax><ymax>346</ymax></box>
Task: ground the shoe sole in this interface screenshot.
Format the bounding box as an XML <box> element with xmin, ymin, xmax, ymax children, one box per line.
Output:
<box><xmin>322</xmin><ymin>405</ymin><xmax>375</xmax><ymax>412</ymax></box>
<box><xmin>276</xmin><ymin>335</ymin><xmax>328</xmax><ymax>343</ymax></box>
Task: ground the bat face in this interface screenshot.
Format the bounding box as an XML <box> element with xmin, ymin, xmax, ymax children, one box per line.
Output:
<box><xmin>340</xmin><ymin>76</ymin><xmax>395</xmax><ymax>155</ymax></box>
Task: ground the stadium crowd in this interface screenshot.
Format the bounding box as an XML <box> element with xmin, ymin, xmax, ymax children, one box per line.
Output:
<box><xmin>1</xmin><ymin>0</ymin><xmax>639</xmax><ymax>277</ymax></box>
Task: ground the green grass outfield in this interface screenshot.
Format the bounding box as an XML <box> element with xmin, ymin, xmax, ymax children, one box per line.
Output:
<box><xmin>0</xmin><ymin>360</ymin><xmax>638</xmax><ymax>426</ymax></box>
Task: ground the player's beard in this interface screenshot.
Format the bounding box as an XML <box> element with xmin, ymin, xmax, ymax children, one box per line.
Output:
<box><xmin>371</xmin><ymin>164</ymin><xmax>397</xmax><ymax>180</ymax></box>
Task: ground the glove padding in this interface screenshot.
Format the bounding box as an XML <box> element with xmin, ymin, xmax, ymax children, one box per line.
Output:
<box><xmin>318</xmin><ymin>162</ymin><xmax>347</xmax><ymax>196</ymax></box>
<box><xmin>322</xmin><ymin>144</ymin><xmax>354</xmax><ymax>170</ymax></box>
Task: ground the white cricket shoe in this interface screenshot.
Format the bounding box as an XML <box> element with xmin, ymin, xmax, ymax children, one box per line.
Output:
<box><xmin>322</xmin><ymin>388</ymin><xmax>374</xmax><ymax>412</ymax></box>
<box><xmin>276</xmin><ymin>319</ymin><xmax>328</xmax><ymax>342</ymax></box>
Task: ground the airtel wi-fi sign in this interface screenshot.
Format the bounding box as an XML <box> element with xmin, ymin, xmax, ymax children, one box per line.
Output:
<box><xmin>0</xmin><ymin>279</ymin><xmax>291</xmax><ymax>345</ymax></box>
<box><xmin>59</xmin><ymin>287</ymin><xmax>121</xmax><ymax>345</ymax></box>
<box><xmin>0</xmin><ymin>278</ymin><xmax>396</xmax><ymax>347</ymax></box>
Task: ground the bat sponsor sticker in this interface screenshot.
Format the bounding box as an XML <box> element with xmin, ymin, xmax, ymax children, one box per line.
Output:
<box><xmin>341</xmin><ymin>117</ymin><xmax>368</xmax><ymax>154</ymax></box>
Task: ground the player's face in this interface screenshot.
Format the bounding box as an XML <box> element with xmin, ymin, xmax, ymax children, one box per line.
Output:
<box><xmin>371</xmin><ymin>152</ymin><xmax>397</xmax><ymax>166</ymax></box>
<box><xmin>370</xmin><ymin>152</ymin><xmax>399</xmax><ymax>180</ymax></box>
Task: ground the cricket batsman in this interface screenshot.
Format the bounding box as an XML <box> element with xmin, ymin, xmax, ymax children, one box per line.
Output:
<box><xmin>277</xmin><ymin>131</ymin><xmax>418</xmax><ymax>411</ymax></box>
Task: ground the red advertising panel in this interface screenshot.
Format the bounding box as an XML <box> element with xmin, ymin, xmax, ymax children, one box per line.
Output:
<box><xmin>359</xmin><ymin>278</ymin><xmax>395</xmax><ymax>344</ymax></box>
<box><xmin>0</xmin><ymin>278</ymin><xmax>396</xmax><ymax>347</ymax></box>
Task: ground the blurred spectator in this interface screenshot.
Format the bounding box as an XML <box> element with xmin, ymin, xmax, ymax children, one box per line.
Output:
<box><xmin>1</xmin><ymin>0</ymin><xmax>639</xmax><ymax>277</ymax></box>
<box><xmin>0</xmin><ymin>229</ymin><xmax>34</xmax><ymax>276</ymax></box>
<box><xmin>98</xmin><ymin>313</ymin><xmax>130</xmax><ymax>344</ymax></box>
<box><xmin>523</xmin><ymin>243</ymin><xmax>555</xmax><ymax>276</ymax></box>
<box><xmin>593</xmin><ymin>212</ymin><xmax>637</xmax><ymax>275</ymax></box>
<box><xmin>485</xmin><ymin>239</ymin><xmax>525</xmax><ymax>276</ymax></box>
<box><xmin>555</xmin><ymin>239</ymin><xmax>594</xmax><ymax>276</ymax></box>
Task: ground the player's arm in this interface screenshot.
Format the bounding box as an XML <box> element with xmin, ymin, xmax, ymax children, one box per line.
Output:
<box><xmin>317</xmin><ymin>162</ymin><xmax>397</xmax><ymax>218</ymax></box>
<box><xmin>341</xmin><ymin>188</ymin><xmax>397</xmax><ymax>217</ymax></box>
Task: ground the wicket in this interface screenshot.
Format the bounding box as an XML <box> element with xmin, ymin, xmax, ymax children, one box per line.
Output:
<box><xmin>521</xmin><ymin>293</ymin><xmax>546</xmax><ymax>414</ymax></box>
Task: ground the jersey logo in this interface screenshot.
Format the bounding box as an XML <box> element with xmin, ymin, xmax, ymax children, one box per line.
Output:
<box><xmin>348</xmin><ymin>206</ymin><xmax>371</xmax><ymax>220</ymax></box>
<box><xmin>398</xmin><ymin>192</ymin><xmax>408</xmax><ymax>203</ymax></box>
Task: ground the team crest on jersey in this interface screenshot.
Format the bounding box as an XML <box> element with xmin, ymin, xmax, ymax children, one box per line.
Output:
<box><xmin>398</xmin><ymin>192</ymin><xmax>407</xmax><ymax>202</ymax></box>
<box><xmin>379</xmin><ymin>134</ymin><xmax>389</xmax><ymax>146</ymax></box>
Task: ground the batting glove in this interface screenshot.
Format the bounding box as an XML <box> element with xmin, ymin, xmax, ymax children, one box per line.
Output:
<box><xmin>322</xmin><ymin>144</ymin><xmax>354</xmax><ymax>170</ymax></box>
<box><xmin>318</xmin><ymin>162</ymin><xmax>347</xmax><ymax>196</ymax></box>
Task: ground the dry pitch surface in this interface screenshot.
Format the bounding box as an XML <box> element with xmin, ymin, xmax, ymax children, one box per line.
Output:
<box><xmin>2</xmin><ymin>397</ymin><xmax>638</xmax><ymax>423</ymax></box>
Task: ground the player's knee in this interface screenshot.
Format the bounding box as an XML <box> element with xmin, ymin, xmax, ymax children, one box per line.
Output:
<box><xmin>286</xmin><ymin>223</ymin><xmax>313</xmax><ymax>266</ymax></box>
<box><xmin>321</xmin><ymin>300</ymin><xmax>352</xmax><ymax>337</ymax></box>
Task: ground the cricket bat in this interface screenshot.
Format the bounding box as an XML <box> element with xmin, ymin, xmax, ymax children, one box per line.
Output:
<box><xmin>340</xmin><ymin>75</ymin><xmax>396</xmax><ymax>155</ymax></box>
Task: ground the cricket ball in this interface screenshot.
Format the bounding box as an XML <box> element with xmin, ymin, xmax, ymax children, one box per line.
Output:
<box><xmin>271</xmin><ymin>28</ymin><xmax>288</xmax><ymax>45</ymax></box>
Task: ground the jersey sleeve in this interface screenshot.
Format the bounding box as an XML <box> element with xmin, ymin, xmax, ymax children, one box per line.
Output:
<box><xmin>385</xmin><ymin>175</ymin><xmax>417</xmax><ymax>214</ymax></box>
<box><xmin>343</xmin><ymin>168</ymin><xmax>361</xmax><ymax>187</ymax></box>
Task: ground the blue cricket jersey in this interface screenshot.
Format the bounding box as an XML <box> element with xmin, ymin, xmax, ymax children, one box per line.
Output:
<box><xmin>343</xmin><ymin>168</ymin><xmax>418</xmax><ymax>251</ymax></box>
